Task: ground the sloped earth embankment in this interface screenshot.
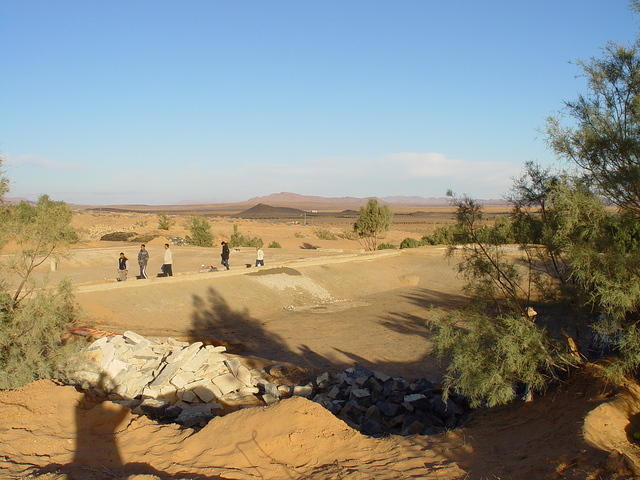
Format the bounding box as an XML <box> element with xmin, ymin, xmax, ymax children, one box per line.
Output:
<box><xmin>0</xmin><ymin>380</ymin><xmax>465</xmax><ymax>480</ymax></box>
<box><xmin>2</xmin><ymin>365</ymin><xmax>640</xmax><ymax>479</ymax></box>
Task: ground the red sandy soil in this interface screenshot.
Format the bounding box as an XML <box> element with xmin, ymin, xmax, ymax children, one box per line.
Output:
<box><xmin>1</xmin><ymin>365</ymin><xmax>638</xmax><ymax>480</ymax></box>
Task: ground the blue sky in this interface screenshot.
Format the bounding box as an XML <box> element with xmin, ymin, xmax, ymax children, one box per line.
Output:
<box><xmin>1</xmin><ymin>1</ymin><xmax>637</xmax><ymax>204</ymax></box>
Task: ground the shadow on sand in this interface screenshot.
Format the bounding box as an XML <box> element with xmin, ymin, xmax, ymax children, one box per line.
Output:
<box><xmin>187</xmin><ymin>286</ymin><xmax>468</xmax><ymax>379</ymax></box>
<box><xmin>24</xmin><ymin>285</ymin><xmax>618</xmax><ymax>479</ymax></box>
<box><xmin>26</xmin><ymin>373</ymin><xmax>222</xmax><ymax>480</ymax></box>
<box><xmin>188</xmin><ymin>286</ymin><xmax>331</xmax><ymax>370</ymax></box>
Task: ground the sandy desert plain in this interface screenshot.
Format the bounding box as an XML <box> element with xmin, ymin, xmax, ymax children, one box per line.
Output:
<box><xmin>1</xmin><ymin>199</ymin><xmax>639</xmax><ymax>480</ymax></box>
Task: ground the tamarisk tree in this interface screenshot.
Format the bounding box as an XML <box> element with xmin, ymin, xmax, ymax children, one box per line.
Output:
<box><xmin>353</xmin><ymin>199</ymin><xmax>393</xmax><ymax>251</ymax></box>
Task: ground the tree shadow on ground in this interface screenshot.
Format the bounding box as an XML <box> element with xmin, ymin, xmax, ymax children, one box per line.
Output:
<box><xmin>188</xmin><ymin>286</ymin><xmax>471</xmax><ymax>380</ymax></box>
<box><xmin>188</xmin><ymin>287</ymin><xmax>331</xmax><ymax>370</ymax></box>
<box><xmin>397</xmin><ymin>287</ymin><xmax>469</xmax><ymax>310</ymax></box>
<box><xmin>333</xmin><ymin>288</ymin><xmax>470</xmax><ymax>380</ymax></box>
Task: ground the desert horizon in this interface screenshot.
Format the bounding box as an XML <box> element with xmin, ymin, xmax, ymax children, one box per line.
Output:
<box><xmin>5</xmin><ymin>190</ymin><xmax>510</xmax><ymax>211</ymax></box>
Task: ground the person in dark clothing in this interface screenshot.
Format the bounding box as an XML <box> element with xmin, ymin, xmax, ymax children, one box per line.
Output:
<box><xmin>221</xmin><ymin>241</ymin><xmax>230</xmax><ymax>270</ymax></box>
<box><xmin>117</xmin><ymin>252</ymin><xmax>128</xmax><ymax>281</ymax></box>
<box><xmin>137</xmin><ymin>244</ymin><xmax>149</xmax><ymax>279</ymax></box>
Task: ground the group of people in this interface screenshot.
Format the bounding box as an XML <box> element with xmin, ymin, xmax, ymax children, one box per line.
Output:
<box><xmin>116</xmin><ymin>243</ymin><xmax>172</xmax><ymax>281</ymax></box>
<box><xmin>116</xmin><ymin>242</ymin><xmax>265</xmax><ymax>281</ymax></box>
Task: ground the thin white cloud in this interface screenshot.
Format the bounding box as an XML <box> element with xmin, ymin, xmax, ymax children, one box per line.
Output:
<box><xmin>5</xmin><ymin>154</ymin><xmax>84</xmax><ymax>170</ymax></box>
<box><xmin>387</xmin><ymin>152</ymin><xmax>521</xmax><ymax>182</ymax></box>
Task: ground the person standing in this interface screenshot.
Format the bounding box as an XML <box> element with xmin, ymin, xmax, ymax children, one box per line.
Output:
<box><xmin>255</xmin><ymin>246</ymin><xmax>264</xmax><ymax>267</ymax></box>
<box><xmin>162</xmin><ymin>243</ymin><xmax>173</xmax><ymax>277</ymax></box>
<box><xmin>220</xmin><ymin>241</ymin><xmax>230</xmax><ymax>270</ymax></box>
<box><xmin>117</xmin><ymin>252</ymin><xmax>128</xmax><ymax>281</ymax></box>
<box><xmin>137</xmin><ymin>244</ymin><xmax>149</xmax><ymax>279</ymax></box>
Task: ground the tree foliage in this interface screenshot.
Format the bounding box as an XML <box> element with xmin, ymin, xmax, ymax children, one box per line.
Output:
<box><xmin>4</xmin><ymin>195</ymin><xmax>78</xmax><ymax>308</ymax></box>
<box><xmin>314</xmin><ymin>228</ymin><xmax>337</xmax><ymax>240</ymax></box>
<box><xmin>0</xmin><ymin>280</ymin><xmax>80</xmax><ymax>390</ymax></box>
<box><xmin>544</xmin><ymin>41</ymin><xmax>640</xmax><ymax>380</ymax></box>
<box><xmin>353</xmin><ymin>199</ymin><xmax>393</xmax><ymax>251</ymax></box>
<box><xmin>228</xmin><ymin>224</ymin><xmax>263</xmax><ymax>248</ymax></box>
<box><xmin>186</xmin><ymin>217</ymin><xmax>214</xmax><ymax>247</ymax></box>
<box><xmin>400</xmin><ymin>237</ymin><xmax>422</xmax><ymax>249</ymax></box>
<box><xmin>432</xmin><ymin>38</ymin><xmax>640</xmax><ymax>405</ymax></box>
<box><xmin>157</xmin><ymin>213</ymin><xmax>174</xmax><ymax>230</ymax></box>
<box><xmin>431</xmin><ymin>310</ymin><xmax>573</xmax><ymax>408</ymax></box>
<box><xmin>547</xmin><ymin>42</ymin><xmax>640</xmax><ymax>214</ymax></box>
<box><xmin>0</xmin><ymin>158</ymin><xmax>80</xmax><ymax>390</ymax></box>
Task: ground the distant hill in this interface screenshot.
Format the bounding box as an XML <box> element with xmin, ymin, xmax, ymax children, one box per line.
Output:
<box><xmin>234</xmin><ymin>203</ymin><xmax>306</xmax><ymax>219</ymax></box>
<box><xmin>246</xmin><ymin>192</ymin><xmax>367</xmax><ymax>209</ymax></box>
<box><xmin>4</xmin><ymin>197</ymin><xmax>33</xmax><ymax>205</ymax></box>
<box><xmin>246</xmin><ymin>192</ymin><xmax>507</xmax><ymax>208</ymax></box>
<box><xmin>76</xmin><ymin>192</ymin><xmax>507</xmax><ymax>214</ymax></box>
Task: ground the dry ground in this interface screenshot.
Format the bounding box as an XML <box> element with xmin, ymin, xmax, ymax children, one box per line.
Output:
<box><xmin>1</xmin><ymin>365</ymin><xmax>637</xmax><ymax>479</ymax></box>
<box><xmin>67</xmin><ymin>205</ymin><xmax>509</xmax><ymax>251</ymax></box>
<box><xmin>3</xmin><ymin>207</ymin><xmax>638</xmax><ymax>479</ymax></box>
<box><xmin>74</xmin><ymin>248</ymin><xmax>462</xmax><ymax>380</ymax></box>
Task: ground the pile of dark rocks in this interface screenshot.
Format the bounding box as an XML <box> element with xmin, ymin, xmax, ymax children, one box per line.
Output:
<box><xmin>309</xmin><ymin>365</ymin><xmax>470</xmax><ymax>437</ymax></box>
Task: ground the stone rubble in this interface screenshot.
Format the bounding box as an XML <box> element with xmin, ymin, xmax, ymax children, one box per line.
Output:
<box><xmin>59</xmin><ymin>331</ymin><xmax>285</xmax><ymax>428</ymax></box>
<box><xmin>61</xmin><ymin>332</ymin><xmax>471</xmax><ymax>435</ymax></box>
<box><xmin>308</xmin><ymin>365</ymin><xmax>470</xmax><ymax>437</ymax></box>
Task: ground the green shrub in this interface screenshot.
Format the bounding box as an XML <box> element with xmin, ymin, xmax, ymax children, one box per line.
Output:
<box><xmin>157</xmin><ymin>213</ymin><xmax>174</xmax><ymax>230</ymax></box>
<box><xmin>429</xmin><ymin>310</ymin><xmax>572</xmax><ymax>407</ymax></box>
<box><xmin>377</xmin><ymin>243</ymin><xmax>396</xmax><ymax>250</ymax></box>
<box><xmin>186</xmin><ymin>217</ymin><xmax>214</xmax><ymax>247</ymax></box>
<box><xmin>294</xmin><ymin>232</ymin><xmax>305</xmax><ymax>238</ymax></box>
<box><xmin>0</xmin><ymin>280</ymin><xmax>81</xmax><ymax>390</ymax></box>
<box><xmin>353</xmin><ymin>199</ymin><xmax>393</xmax><ymax>251</ymax></box>
<box><xmin>421</xmin><ymin>224</ymin><xmax>460</xmax><ymax>245</ymax></box>
<box><xmin>268</xmin><ymin>241</ymin><xmax>282</xmax><ymax>248</ymax></box>
<box><xmin>474</xmin><ymin>217</ymin><xmax>515</xmax><ymax>244</ymax></box>
<box><xmin>314</xmin><ymin>228</ymin><xmax>337</xmax><ymax>240</ymax></box>
<box><xmin>337</xmin><ymin>229</ymin><xmax>358</xmax><ymax>240</ymax></box>
<box><xmin>0</xmin><ymin>164</ymin><xmax>82</xmax><ymax>390</ymax></box>
<box><xmin>228</xmin><ymin>224</ymin><xmax>264</xmax><ymax>248</ymax></box>
<box><xmin>400</xmin><ymin>237</ymin><xmax>422</xmax><ymax>249</ymax></box>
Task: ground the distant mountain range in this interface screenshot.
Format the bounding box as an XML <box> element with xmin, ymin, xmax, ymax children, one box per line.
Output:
<box><xmin>4</xmin><ymin>197</ymin><xmax>33</xmax><ymax>204</ymax></box>
<box><xmin>32</xmin><ymin>191</ymin><xmax>507</xmax><ymax>213</ymax></box>
<box><xmin>245</xmin><ymin>192</ymin><xmax>506</xmax><ymax>208</ymax></box>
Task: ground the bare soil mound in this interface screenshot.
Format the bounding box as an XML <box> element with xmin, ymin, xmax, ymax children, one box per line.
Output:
<box><xmin>583</xmin><ymin>379</ymin><xmax>640</xmax><ymax>476</ymax></box>
<box><xmin>2</xmin><ymin>365</ymin><xmax>640</xmax><ymax>479</ymax></box>
<box><xmin>234</xmin><ymin>203</ymin><xmax>306</xmax><ymax>219</ymax></box>
<box><xmin>0</xmin><ymin>380</ymin><xmax>464</xmax><ymax>479</ymax></box>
